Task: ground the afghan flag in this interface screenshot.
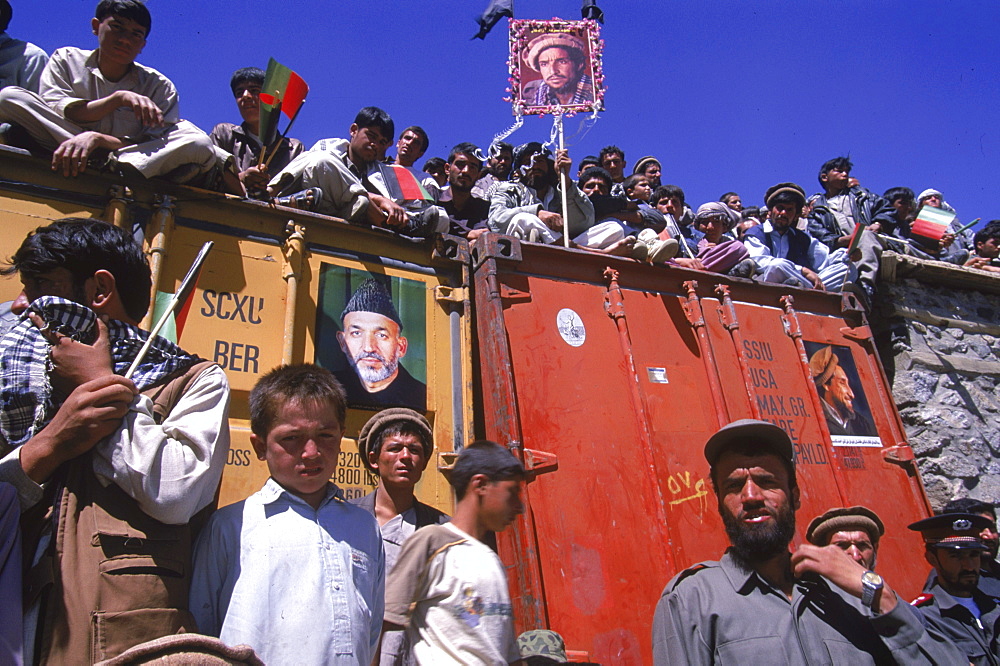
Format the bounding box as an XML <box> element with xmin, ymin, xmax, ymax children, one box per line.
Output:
<box><xmin>911</xmin><ymin>206</ymin><xmax>956</xmax><ymax>242</ymax></box>
<box><xmin>149</xmin><ymin>242</ymin><xmax>214</xmax><ymax>345</ymax></box>
<box><xmin>259</xmin><ymin>58</ymin><xmax>309</xmax><ymax>149</ymax></box>
<box><xmin>845</xmin><ymin>221</ymin><xmax>865</xmax><ymax>258</ymax></box>
<box><xmin>375</xmin><ymin>164</ymin><xmax>434</xmax><ymax>202</ymax></box>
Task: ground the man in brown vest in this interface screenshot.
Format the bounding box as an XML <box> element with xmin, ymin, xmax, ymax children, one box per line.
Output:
<box><xmin>0</xmin><ymin>218</ymin><xmax>231</xmax><ymax>664</ymax></box>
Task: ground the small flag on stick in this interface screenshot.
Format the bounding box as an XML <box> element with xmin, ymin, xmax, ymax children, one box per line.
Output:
<box><xmin>911</xmin><ymin>206</ymin><xmax>956</xmax><ymax>242</ymax></box>
<box><xmin>127</xmin><ymin>242</ymin><xmax>213</xmax><ymax>379</ymax></box>
<box><xmin>375</xmin><ymin>164</ymin><xmax>434</xmax><ymax>202</ymax></box>
<box><xmin>845</xmin><ymin>221</ymin><xmax>866</xmax><ymax>257</ymax></box>
<box><xmin>258</xmin><ymin>58</ymin><xmax>309</xmax><ymax>158</ymax></box>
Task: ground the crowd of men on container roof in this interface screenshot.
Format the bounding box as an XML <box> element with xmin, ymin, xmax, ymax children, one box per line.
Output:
<box><xmin>5</xmin><ymin>2</ymin><xmax>1000</xmax><ymax>664</ymax></box>
<box><xmin>2</xmin><ymin>0</ymin><xmax>1000</xmax><ymax>306</ymax></box>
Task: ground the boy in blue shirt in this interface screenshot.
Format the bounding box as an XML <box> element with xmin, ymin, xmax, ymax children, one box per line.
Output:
<box><xmin>190</xmin><ymin>364</ymin><xmax>384</xmax><ymax>664</ymax></box>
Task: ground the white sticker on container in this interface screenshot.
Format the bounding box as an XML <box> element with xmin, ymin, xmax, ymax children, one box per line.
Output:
<box><xmin>556</xmin><ymin>308</ymin><xmax>586</xmax><ymax>347</ymax></box>
<box><xmin>647</xmin><ymin>367</ymin><xmax>669</xmax><ymax>383</ymax></box>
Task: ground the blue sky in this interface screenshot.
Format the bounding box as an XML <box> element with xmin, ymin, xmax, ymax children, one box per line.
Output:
<box><xmin>24</xmin><ymin>1</ymin><xmax>1000</xmax><ymax>227</ymax></box>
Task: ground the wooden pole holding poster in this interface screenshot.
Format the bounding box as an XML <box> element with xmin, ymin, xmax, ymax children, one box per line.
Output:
<box><xmin>557</xmin><ymin>113</ymin><xmax>570</xmax><ymax>248</ymax></box>
<box><xmin>508</xmin><ymin>19</ymin><xmax>606</xmax><ymax>248</ymax></box>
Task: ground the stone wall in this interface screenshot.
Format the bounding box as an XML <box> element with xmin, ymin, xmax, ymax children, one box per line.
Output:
<box><xmin>877</xmin><ymin>253</ymin><xmax>1000</xmax><ymax>510</ymax></box>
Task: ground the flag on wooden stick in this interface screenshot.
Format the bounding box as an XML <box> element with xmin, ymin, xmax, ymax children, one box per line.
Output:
<box><xmin>131</xmin><ymin>242</ymin><xmax>214</xmax><ymax>376</ymax></box>
<box><xmin>259</xmin><ymin>58</ymin><xmax>309</xmax><ymax>152</ymax></box>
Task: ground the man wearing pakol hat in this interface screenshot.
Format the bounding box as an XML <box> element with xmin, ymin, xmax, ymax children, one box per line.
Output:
<box><xmin>909</xmin><ymin>513</ymin><xmax>1000</xmax><ymax>665</ymax></box>
<box><xmin>335</xmin><ymin>277</ymin><xmax>426</xmax><ymax>411</ymax></box>
<box><xmin>633</xmin><ymin>156</ymin><xmax>662</xmax><ymax>189</ymax></box>
<box><xmin>808</xmin><ymin>345</ymin><xmax>876</xmax><ymax>437</ymax></box>
<box><xmin>652</xmin><ymin>418</ymin><xmax>963</xmax><ymax>665</ymax></box>
<box><xmin>520</xmin><ymin>32</ymin><xmax>594</xmax><ymax>107</ymax></box>
<box><xmin>744</xmin><ymin>182</ymin><xmax>857</xmax><ymax>291</ymax></box>
<box><xmin>807</xmin><ymin>506</ymin><xmax>885</xmax><ymax>570</ymax></box>
<box><xmin>351</xmin><ymin>408</ymin><xmax>449</xmax><ymax>666</ymax></box>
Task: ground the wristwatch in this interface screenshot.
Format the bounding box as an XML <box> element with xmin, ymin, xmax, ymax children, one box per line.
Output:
<box><xmin>861</xmin><ymin>570</ymin><xmax>884</xmax><ymax>610</ymax></box>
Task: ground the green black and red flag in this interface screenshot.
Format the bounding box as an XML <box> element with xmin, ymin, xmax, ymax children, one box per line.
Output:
<box><xmin>258</xmin><ymin>58</ymin><xmax>309</xmax><ymax>161</ymax></box>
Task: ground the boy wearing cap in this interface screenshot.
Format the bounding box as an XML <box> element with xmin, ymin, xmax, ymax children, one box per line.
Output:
<box><xmin>189</xmin><ymin>364</ymin><xmax>384</xmax><ymax>665</ymax></box>
<box><xmin>383</xmin><ymin>440</ymin><xmax>526</xmax><ymax>665</ymax></box>
<box><xmin>652</xmin><ymin>418</ymin><xmax>963</xmax><ymax>665</ymax></box>
<box><xmin>806</xmin><ymin>506</ymin><xmax>885</xmax><ymax>570</ymax></box>
<box><xmin>910</xmin><ymin>513</ymin><xmax>1000</xmax><ymax>665</ymax></box>
<box><xmin>352</xmin><ymin>408</ymin><xmax>449</xmax><ymax>665</ymax></box>
<box><xmin>690</xmin><ymin>201</ymin><xmax>756</xmax><ymax>278</ymax></box>
<box><xmin>351</xmin><ymin>408</ymin><xmax>449</xmax><ymax>569</ymax></box>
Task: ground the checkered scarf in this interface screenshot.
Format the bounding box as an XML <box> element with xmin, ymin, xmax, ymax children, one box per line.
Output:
<box><xmin>0</xmin><ymin>296</ymin><xmax>200</xmax><ymax>452</ymax></box>
<box><xmin>533</xmin><ymin>74</ymin><xmax>594</xmax><ymax>107</ymax></box>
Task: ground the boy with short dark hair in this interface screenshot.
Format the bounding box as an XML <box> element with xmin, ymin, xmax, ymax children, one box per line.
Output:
<box><xmin>384</xmin><ymin>440</ymin><xmax>527</xmax><ymax>665</ymax></box>
<box><xmin>190</xmin><ymin>364</ymin><xmax>384</xmax><ymax>665</ymax></box>
<box><xmin>210</xmin><ymin>66</ymin><xmax>304</xmax><ymax>199</ymax></box>
<box><xmin>0</xmin><ymin>0</ymin><xmax>239</xmax><ymax>191</ymax></box>
<box><xmin>622</xmin><ymin>173</ymin><xmax>652</xmax><ymax>203</ymax></box>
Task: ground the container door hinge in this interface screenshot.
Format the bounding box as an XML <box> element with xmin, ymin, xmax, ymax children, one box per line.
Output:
<box><xmin>882</xmin><ymin>444</ymin><xmax>916</xmax><ymax>466</ymax></box>
<box><xmin>434</xmin><ymin>285</ymin><xmax>468</xmax><ymax>303</ymax></box>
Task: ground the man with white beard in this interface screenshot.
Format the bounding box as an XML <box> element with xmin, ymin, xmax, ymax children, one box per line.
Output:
<box><xmin>334</xmin><ymin>277</ymin><xmax>426</xmax><ymax>411</ymax></box>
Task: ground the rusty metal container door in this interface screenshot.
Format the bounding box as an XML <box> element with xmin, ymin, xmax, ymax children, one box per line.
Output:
<box><xmin>472</xmin><ymin>236</ymin><xmax>931</xmax><ymax>665</ymax></box>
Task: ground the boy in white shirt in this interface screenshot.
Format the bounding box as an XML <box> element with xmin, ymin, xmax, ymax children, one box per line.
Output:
<box><xmin>190</xmin><ymin>364</ymin><xmax>384</xmax><ymax>665</ymax></box>
<box><xmin>383</xmin><ymin>440</ymin><xmax>527</xmax><ymax>665</ymax></box>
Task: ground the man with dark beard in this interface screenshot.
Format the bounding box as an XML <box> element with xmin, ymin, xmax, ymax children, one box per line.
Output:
<box><xmin>651</xmin><ymin>419</ymin><xmax>963</xmax><ymax>665</ymax></box>
<box><xmin>909</xmin><ymin>513</ymin><xmax>1000</xmax><ymax>666</ymax></box>
<box><xmin>334</xmin><ymin>277</ymin><xmax>426</xmax><ymax>411</ymax></box>
<box><xmin>441</xmin><ymin>142</ymin><xmax>490</xmax><ymax>240</ymax></box>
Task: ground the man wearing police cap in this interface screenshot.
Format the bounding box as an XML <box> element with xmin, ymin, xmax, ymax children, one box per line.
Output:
<box><xmin>335</xmin><ymin>277</ymin><xmax>426</xmax><ymax>411</ymax></box>
<box><xmin>652</xmin><ymin>418</ymin><xmax>963</xmax><ymax>664</ymax></box>
<box><xmin>910</xmin><ymin>513</ymin><xmax>1000</xmax><ymax>665</ymax></box>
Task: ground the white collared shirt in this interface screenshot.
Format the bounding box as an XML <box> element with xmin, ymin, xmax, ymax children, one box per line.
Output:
<box><xmin>190</xmin><ymin>479</ymin><xmax>385</xmax><ymax>665</ymax></box>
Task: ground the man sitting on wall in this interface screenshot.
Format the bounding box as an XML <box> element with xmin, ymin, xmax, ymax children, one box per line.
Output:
<box><xmin>267</xmin><ymin>106</ymin><xmax>446</xmax><ymax>238</ymax></box>
<box><xmin>0</xmin><ymin>0</ymin><xmax>241</xmax><ymax>193</ymax></box>
<box><xmin>210</xmin><ymin>66</ymin><xmax>303</xmax><ymax>200</ymax></box>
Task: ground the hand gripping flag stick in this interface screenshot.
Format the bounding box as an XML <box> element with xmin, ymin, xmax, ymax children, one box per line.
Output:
<box><xmin>125</xmin><ymin>241</ymin><xmax>214</xmax><ymax>379</ymax></box>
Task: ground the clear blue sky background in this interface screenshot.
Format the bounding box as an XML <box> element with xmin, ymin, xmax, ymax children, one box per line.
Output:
<box><xmin>23</xmin><ymin>0</ymin><xmax>999</xmax><ymax>227</ymax></box>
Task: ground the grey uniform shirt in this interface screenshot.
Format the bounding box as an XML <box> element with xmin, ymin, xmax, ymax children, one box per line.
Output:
<box><xmin>652</xmin><ymin>551</ymin><xmax>965</xmax><ymax>665</ymax></box>
<box><xmin>914</xmin><ymin>575</ymin><xmax>1000</xmax><ymax>666</ymax></box>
